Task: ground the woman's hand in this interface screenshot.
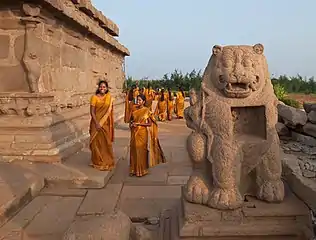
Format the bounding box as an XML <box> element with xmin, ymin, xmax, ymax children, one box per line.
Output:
<box><xmin>95</xmin><ymin>122</ymin><xmax>102</xmax><ymax>131</ymax></box>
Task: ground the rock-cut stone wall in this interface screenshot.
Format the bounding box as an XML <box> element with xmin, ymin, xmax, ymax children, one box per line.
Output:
<box><xmin>0</xmin><ymin>0</ymin><xmax>129</xmax><ymax>162</ymax></box>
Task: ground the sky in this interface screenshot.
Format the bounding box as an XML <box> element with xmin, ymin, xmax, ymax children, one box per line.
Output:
<box><xmin>92</xmin><ymin>0</ymin><xmax>316</xmax><ymax>80</ymax></box>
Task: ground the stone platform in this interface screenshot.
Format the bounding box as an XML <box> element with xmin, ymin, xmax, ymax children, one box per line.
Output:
<box><xmin>179</xmin><ymin>187</ymin><xmax>313</xmax><ymax>240</ymax></box>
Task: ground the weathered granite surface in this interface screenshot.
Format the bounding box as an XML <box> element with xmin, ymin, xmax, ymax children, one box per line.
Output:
<box><xmin>184</xmin><ymin>44</ymin><xmax>284</xmax><ymax>210</ymax></box>
<box><xmin>0</xmin><ymin>0</ymin><xmax>129</xmax><ymax>162</ymax></box>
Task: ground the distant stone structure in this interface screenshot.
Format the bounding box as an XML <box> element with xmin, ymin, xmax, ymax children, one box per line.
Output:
<box><xmin>0</xmin><ymin>0</ymin><xmax>129</xmax><ymax>162</ymax></box>
<box><xmin>184</xmin><ymin>44</ymin><xmax>284</xmax><ymax>209</ymax></box>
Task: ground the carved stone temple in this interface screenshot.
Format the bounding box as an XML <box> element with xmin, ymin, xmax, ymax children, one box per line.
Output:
<box><xmin>0</xmin><ymin>0</ymin><xmax>129</xmax><ymax>162</ymax></box>
<box><xmin>181</xmin><ymin>44</ymin><xmax>313</xmax><ymax>239</ymax></box>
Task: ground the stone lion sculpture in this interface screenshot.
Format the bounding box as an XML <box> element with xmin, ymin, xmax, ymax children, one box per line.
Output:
<box><xmin>184</xmin><ymin>44</ymin><xmax>284</xmax><ymax>210</ymax></box>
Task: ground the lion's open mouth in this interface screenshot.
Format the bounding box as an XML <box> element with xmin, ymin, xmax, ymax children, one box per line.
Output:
<box><xmin>224</xmin><ymin>83</ymin><xmax>251</xmax><ymax>98</ymax></box>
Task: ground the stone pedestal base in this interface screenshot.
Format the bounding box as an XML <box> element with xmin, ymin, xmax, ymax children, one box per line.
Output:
<box><xmin>0</xmin><ymin>93</ymin><xmax>125</xmax><ymax>163</ymax></box>
<box><xmin>179</xmin><ymin>189</ymin><xmax>313</xmax><ymax>239</ymax></box>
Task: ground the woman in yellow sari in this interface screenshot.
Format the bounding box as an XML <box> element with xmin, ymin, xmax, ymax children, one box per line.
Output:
<box><xmin>175</xmin><ymin>87</ymin><xmax>185</xmax><ymax>119</ymax></box>
<box><xmin>89</xmin><ymin>81</ymin><xmax>115</xmax><ymax>171</ymax></box>
<box><xmin>124</xmin><ymin>86</ymin><xmax>136</xmax><ymax>123</ymax></box>
<box><xmin>144</xmin><ymin>83</ymin><xmax>155</xmax><ymax>111</ymax></box>
<box><xmin>129</xmin><ymin>94</ymin><xmax>166</xmax><ymax>177</ymax></box>
<box><xmin>167</xmin><ymin>88</ymin><xmax>174</xmax><ymax>121</ymax></box>
<box><xmin>154</xmin><ymin>89</ymin><xmax>168</xmax><ymax>121</ymax></box>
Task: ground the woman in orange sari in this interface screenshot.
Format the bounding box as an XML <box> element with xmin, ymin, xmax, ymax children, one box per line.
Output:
<box><xmin>124</xmin><ymin>86</ymin><xmax>136</xmax><ymax>123</ymax></box>
<box><xmin>167</xmin><ymin>88</ymin><xmax>174</xmax><ymax>121</ymax></box>
<box><xmin>89</xmin><ymin>81</ymin><xmax>115</xmax><ymax>171</ymax></box>
<box><xmin>175</xmin><ymin>86</ymin><xmax>185</xmax><ymax>119</ymax></box>
<box><xmin>144</xmin><ymin>83</ymin><xmax>155</xmax><ymax>111</ymax></box>
<box><xmin>154</xmin><ymin>89</ymin><xmax>168</xmax><ymax>121</ymax></box>
<box><xmin>129</xmin><ymin>95</ymin><xmax>166</xmax><ymax>177</ymax></box>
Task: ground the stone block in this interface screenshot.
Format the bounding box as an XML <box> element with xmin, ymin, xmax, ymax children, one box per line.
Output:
<box><xmin>39</xmin><ymin>186</ymin><xmax>87</xmax><ymax>197</ymax></box>
<box><xmin>303</xmin><ymin>122</ymin><xmax>316</xmax><ymax>138</ymax></box>
<box><xmin>0</xmin><ymin>18</ymin><xmax>25</xmax><ymax>30</ymax></box>
<box><xmin>63</xmin><ymin>211</ymin><xmax>131</xmax><ymax>240</ymax></box>
<box><xmin>0</xmin><ymin>35</ymin><xmax>10</xmax><ymax>59</ymax></box>
<box><xmin>0</xmin><ymin>162</ymin><xmax>45</xmax><ymax>227</ymax></box>
<box><xmin>276</xmin><ymin>122</ymin><xmax>290</xmax><ymax>136</ymax></box>
<box><xmin>167</xmin><ymin>176</ymin><xmax>190</xmax><ymax>185</ymax></box>
<box><xmin>61</xmin><ymin>45</ymin><xmax>86</xmax><ymax>69</ymax></box>
<box><xmin>179</xmin><ymin>191</ymin><xmax>312</xmax><ymax>238</ymax></box>
<box><xmin>283</xmin><ymin>153</ymin><xmax>316</xmax><ymax>213</ymax></box>
<box><xmin>0</xmin><ymin>65</ymin><xmax>28</xmax><ymax>92</ymax></box>
<box><xmin>119</xmin><ymin>198</ymin><xmax>179</xmax><ymax>220</ymax></box>
<box><xmin>292</xmin><ymin>131</ymin><xmax>316</xmax><ymax>147</ymax></box>
<box><xmin>24</xmin><ymin>196</ymin><xmax>83</xmax><ymax>238</ymax></box>
<box><xmin>120</xmin><ymin>186</ymin><xmax>182</xmax><ymax>200</ymax></box>
<box><xmin>77</xmin><ymin>184</ymin><xmax>123</xmax><ymax>215</ymax></box>
<box><xmin>308</xmin><ymin>110</ymin><xmax>316</xmax><ymax>124</ymax></box>
<box><xmin>303</xmin><ymin>102</ymin><xmax>316</xmax><ymax>113</ymax></box>
<box><xmin>278</xmin><ymin>104</ymin><xmax>307</xmax><ymax>127</ymax></box>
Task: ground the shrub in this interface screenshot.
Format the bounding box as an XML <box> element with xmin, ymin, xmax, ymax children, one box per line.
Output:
<box><xmin>273</xmin><ymin>83</ymin><xmax>287</xmax><ymax>100</ymax></box>
<box><xmin>281</xmin><ymin>98</ymin><xmax>301</xmax><ymax>108</ymax></box>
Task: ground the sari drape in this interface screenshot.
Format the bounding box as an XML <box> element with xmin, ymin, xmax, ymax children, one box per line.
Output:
<box><xmin>167</xmin><ymin>95</ymin><xmax>174</xmax><ymax>121</ymax></box>
<box><xmin>144</xmin><ymin>88</ymin><xmax>154</xmax><ymax>111</ymax></box>
<box><xmin>129</xmin><ymin>107</ymin><xmax>166</xmax><ymax>177</ymax></box>
<box><xmin>154</xmin><ymin>95</ymin><xmax>167</xmax><ymax>121</ymax></box>
<box><xmin>89</xmin><ymin>93</ymin><xmax>115</xmax><ymax>171</ymax></box>
<box><xmin>175</xmin><ymin>91</ymin><xmax>185</xmax><ymax>118</ymax></box>
<box><xmin>124</xmin><ymin>91</ymin><xmax>131</xmax><ymax>123</ymax></box>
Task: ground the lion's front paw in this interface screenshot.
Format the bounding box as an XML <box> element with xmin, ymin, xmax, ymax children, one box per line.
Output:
<box><xmin>257</xmin><ymin>180</ymin><xmax>284</xmax><ymax>202</ymax></box>
<box><xmin>184</xmin><ymin>175</ymin><xmax>209</xmax><ymax>205</ymax></box>
<box><xmin>208</xmin><ymin>188</ymin><xmax>243</xmax><ymax>210</ymax></box>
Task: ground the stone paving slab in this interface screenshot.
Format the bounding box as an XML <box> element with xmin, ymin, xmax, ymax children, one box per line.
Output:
<box><xmin>167</xmin><ymin>175</ymin><xmax>190</xmax><ymax>185</ymax></box>
<box><xmin>63</xmin><ymin>211</ymin><xmax>131</xmax><ymax>240</ymax></box>
<box><xmin>119</xmin><ymin>198</ymin><xmax>179</xmax><ymax>220</ymax></box>
<box><xmin>23</xmin><ymin>196</ymin><xmax>82</xmax><ymax>239</ymax></box>
<box><xmin>0</xmin><ymin>162</ymin><xmax>45</xmax><ymax>228</ymax></box>
<box><xmin>124</xmin><ymin>164</ymin><xmax>169</xmax><ymax>186</ymax></box>
<box><xmin>120</xmin><ymin>185</ymin><xmax>182</xmax><ymax>199</ymax></box>
<box><xmin>77</xmin><ymin>184</ymin><xmax>123</xmax><ymax>216</ymax></box>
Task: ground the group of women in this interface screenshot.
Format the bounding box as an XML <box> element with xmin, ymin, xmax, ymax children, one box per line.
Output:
<box><xmin>124</xmin><ymin>84</ymin><xmax>186</xmax><ymax>123</ymax></box>
<box><xmin>89</xmin><ymin>80</ymin><xmax>172</xmax><ymax>177</ymax></box>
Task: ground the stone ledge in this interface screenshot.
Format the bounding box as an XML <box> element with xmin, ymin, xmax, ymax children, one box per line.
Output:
<box><xmin>0</xmin><ymin>106</ymin><xmax>89</xmax><ymax>128</ymax></box>
<box><xmin>0</xmin><ymin>162</ymin><xmax>45</xmax><ymax>227</ymax></box>
<box><xmin>71</xmin><ymin>0</ymin><xmax>120</xmax><ymax>37</ymax></box>
<box><xmin>3</xmin><ymin>144</ymin><xmax>128</xmax><ymax>189</ymax></box>
<box><xmin>282</xmin><ymin>151</ymin><xmax>316</xmax><ymax>213</ymax></box>
<box><xmin>179</xmin><ymin>190</ymin><xmax>313</xmax><ymax>238</ymax></box>
<box><xmin>40</xmin><ymin>0</ymin><xmax>130</xmax><ymax>56</ymax></box>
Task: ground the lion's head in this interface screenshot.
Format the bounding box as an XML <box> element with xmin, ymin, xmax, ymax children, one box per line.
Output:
<box><xmin>209</xmin><ymin>44</ymin><xmax>268</xmax><ymax>98</ymax></box>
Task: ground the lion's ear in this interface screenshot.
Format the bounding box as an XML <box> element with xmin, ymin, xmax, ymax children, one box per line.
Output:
<box><xmin>212</xmin><ymin>45</ymin><xmax>222</xmax><ymax>56</ymax></box>
<box><xmin>253</xmin><ymin>43</ymin><xmax>264</xmax><ymax>55</ymax></box>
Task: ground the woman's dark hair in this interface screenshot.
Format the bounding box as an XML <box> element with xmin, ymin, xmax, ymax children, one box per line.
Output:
<box><xmin>147</xmin><ymin>82</ymin><xmax>151</xmax><ymax>89</ymax></box>
<box><xmin>128</xmin><ymin>86</ymin><xmax>134</xmax><ymax>101</ymax></box>
<box><xmin>160</xmin><ymin>89</ymin><xmax>165</xmax><ymax>101</ymax></box>
<box><xmin>179</xmin><ymin>86</ymin><xmax>185</xmax><ymax>97</ymax></box>
<box><xmin>168</xmin><ymin>88</ymin><xmax>172</xmax><ymax>100</ymax></box>
<box><xmin>137</xmin><ymin>94</ymin><xmax>146</xmax><ymax>103</ymax></box>
<box><xmin>95</xmin><ymin>80</ymin><xmax>109</xmax><ymax>94</ymax></box>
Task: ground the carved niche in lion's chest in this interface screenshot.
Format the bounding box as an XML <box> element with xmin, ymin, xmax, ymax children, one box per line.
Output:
<box><xmin>231</xmin><ymin>106</ymin><xmax>267</xmax><ymax>141</ymax></box>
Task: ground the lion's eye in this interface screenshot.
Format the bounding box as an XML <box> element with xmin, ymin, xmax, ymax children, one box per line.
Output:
<box><xmin>243</xmin><ymin>59</ymin><xmax>252</xmax><ymax>67</ymax></box>
<box><xmin>222</xmin><ymin>60</ymin><xmax>232</xmax><ymax>68</ymax></box>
